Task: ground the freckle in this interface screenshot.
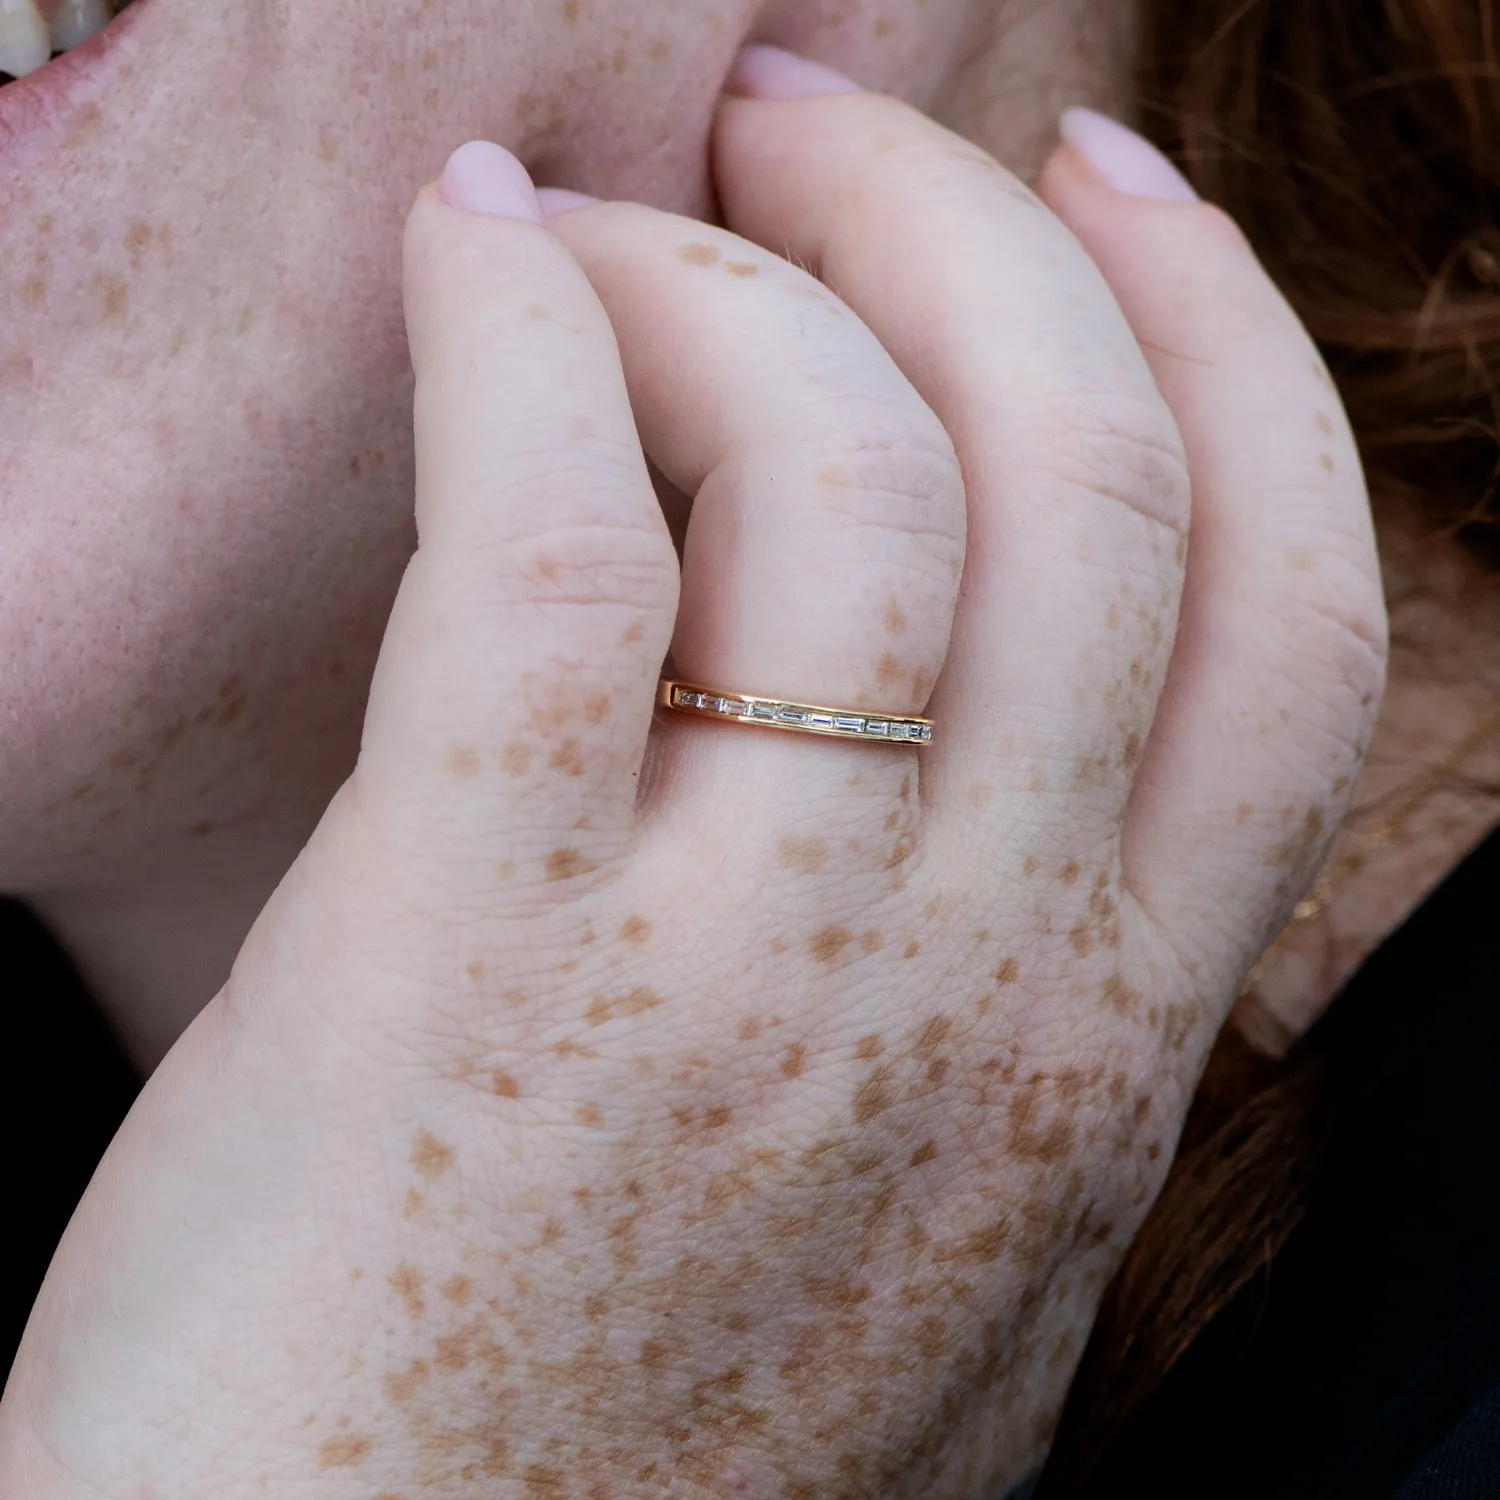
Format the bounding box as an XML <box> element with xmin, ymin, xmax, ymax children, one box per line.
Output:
<box><xmin>1060</xmin><ymin>860</ymin><xmax>1080</xmax><ymax>886</ymax></box>
<box><xmin>410</xmin><ymin>1130</ymin><xmax>454</xmax><ymax>1179</ymax></box>
<box><xmin>584</xmin><ymin>693</ymin><xmax>611</xmax><ymax>724</ymax></box>
<box><xmin>349</xmin><ymin>1266</ymin><xmax>365</xmax><ymax>1285</ymax></box>
<box><xmin>1029</xmin><ymin>768</ymin><xmax>1050</xmax><ymax>794</ymax></box>
<box><xmin>442</xmin><ymin>1274</ymin><xmax>471</xmax><ymax>1306</ymax></box>
<box><xmin>1101</xmin><ymin>974</ymin><xmax>1140</xmax><ymax>1017</ymax></box>
<box><xmin>1287</xmin><ymin>547</ymin><xmax>1318</xmax><ymax>572</ymax></box>
<box><xmin>491</xmin><ymin>1069</ymin><xmax>521</xmax><ymax>1098</ymax></box>
<box><xmin>621</xmin><ymin>620</ymin><xmax>644</xmax><ymax>645</ymax></box>
<box><xmin>1237</xmin><ymin>802</ymin><xmax>1255</xmax><ymax>825</ymax></box>
<box><xmin>679</xmin><ymin>242</ymin><xmax>720</xmax><ymax>267</ymax></box>
<box><xmin>778</xmin><ymin>836</ymin><xmax>827</xmax><ymax>875</ymax></box>
<box><xmin>574</xmin><ymin>1102</ymin><xmax>604</xmax><ymax>1128</ymax></box>
<box><xmin>738</xmin><ymin>1016</ymin><xmax>762</xmax><ymax>1041</ymax></box>
<box><xmin>388</xmin><ymin>1264</ymin><xmax>424</xmax><ymax>1320</ymax></box>
<box><xmin>501</xmin><ymin>740</ymin><xmax>532</xmax><ymax>775</ymax></box>
<box><xmin>1122</xmin><ymin>732</ymin><xmax>1143</xmax><ymax>769</ymax></box>
<box><xmin>1106</xmin><ymin>605</ymin><xmax>1122</xmax><ymax>630</ymax></box>
<box><xmin>1069</xmin><ymin>923</ymin><xmax>1094</xmax><ymax>957</ymax></box>
<box><xmin>885</xmin><ymin>808</ymin><xmax>903</xmax><ymax>831</ymax></box>
<box><xmin>546</xmin><ymin>848</ymin><xmax>598</xmax><ymax>881</ymax></box>
<box><xmin>781</xmin><ymin>1043</ymin><xmax>806</xmax><ymax>1079</ymax></box>
<box><xmin>875</xmin><ymin>652</ymin><xmax>904</xmax><ymax>689</ymax></box>
<box><xmin>861</xmin><ymin>930</ymin><xmax>883</xmax><ymax>954</ymax></box>
<box><xmin>903</xmin><ymin>939</ymin><xmax>921</xmax><ymax>960</ymax></box>
<box><xmin>93</xmin><ymin>271</ymin><xmax>128</xmax><ymax>322</ymax></box>
<box><xmin>404</xmin><ymin>1188</ymin><xmax>423</xmax><ymax>1218</ymax></box>
<box><xmin>444</xmin><ymin>745</ymin><xmax>481</xmax><ymax>778</ymax></box>
<box><xmin>811</xmin><ymin>926</ymin><xmax>854</xmax><ymax>964</ymax></box>
<box><xmin>926</xmin><ymin>1057</ymin><xmax>950</xmax><ymax>1084</ymax></box>
<box><xmin>1316</xmin><ymin>412</ymin><xmax>1335</xmax><ymax>435</ymax></box>
<box><xmin>883</xmin><ymin>596</ymin><xmax>908</xmax><ymax>635</ymax></box>
<box><xmin>562</xmin><ymin>0</ymin><xmax>579</xmax><ymax>20</ymax></box>
<box><xmin>726</xmin><ymin>261</ymin><xmax>761</xmax><ymax>278</ymax></box>
<box><xmin>856</xmin><ymin>1034</ymin><xmax>884</xmax><ymax>1059</ymax></box>
<box><xmin>910</xmin><ymin>1140</ymin><xmax>938</xmax><ymax>1168</ymax></box>
<box><xmin>900</xmin><ymin>775</ymin><xmax>912</xmax><ymax>805</ymax></box>
<box><xmin>382</xmin><ymin>1358</ymin><xmax>430</xmax><ymax>1403</ymax></box>
<box><xmin>913</xmin><ymin>1016</ymin><xmax>952</xmax><ymax>1058</ymax></box>
<box><xmin>874</xmin><ymin>15</ymin><xmax>897</xmax><ymax>35</ymax></box>
<box><xmin>549</xmin><ymin>738</ymin><xmax>585</xmax><ymax>777</ymax></box>
<box><xmin>22</xmin><ymin>274</ymin><xmax>46</xmax><ymax>307</ymax></box>
<box><xmin>770</xmin><ymin>936</ymin><xmax>788</xmax><ymax>955</ymax></box>
<box><xmin>1319</xmin><ymin>453</ymin><xmax>1336</xmax><ymax>473</ymax></box>
<box><xmin>1147</xmin><ymin>1140</ymin><xmax>1162</xmax><ymax>1160</ymax></box>
<box><xmin>1306</xmin><ymin>806</ymin><xmax>1325</xmax><ymax>837</ymax></box>
<box><xmin>317</xmin><ymin>1435</ymin><xmax>371</xmax><ymax>1468</ymax></box>
<box><xmin>853</xmin><ymin>1065</ymin><xmax>895</xmax><ymax>1123</ymax></box>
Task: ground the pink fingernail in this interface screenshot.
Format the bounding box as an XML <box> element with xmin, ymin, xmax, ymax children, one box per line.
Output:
<box><xmin>441</xmin><ymin>141</ymin><xmax>544</xmax><ymax>220</ymax></box>
<box><xmin>537</xmin><ymin>188</ymin><xmax>602</xmax><ymax>218</ymax></box>
<box><xmin>728</xmin><ymin>44</ymin><xmax>863</xmax><ymax>100</ymax></box>
<box><xmin>1059</xmin><ymin>109</ymin><xmax>1199</xmax><ymax>203</ymax></box>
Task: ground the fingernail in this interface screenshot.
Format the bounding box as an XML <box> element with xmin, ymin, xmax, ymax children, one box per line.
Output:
<box><xmin>1058</xmin><ymin>108</ymin><xmax>1199</xmax><ymax>202</ymax></box>
<box><xmin>440</xmin><ymin>141</ymin><xmax>544</xmax><ymax>220</ymax></box>
<box><xmin>727</xmin><ymin>44</ymin><xmax>863</xmax><ymax>100</ymax></box>
<box><xmin>537</xmin><ymin>188</ymin><xmax>601</xmax><ymax>218</ymax></box>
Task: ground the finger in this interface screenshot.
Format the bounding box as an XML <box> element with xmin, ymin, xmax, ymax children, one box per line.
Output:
<box><xmin>544</xmin><ymin>200</ymin><xmax>965</xmax><ymax>810</ymax></box>
<box><xmin>715</xmin><ymin>57</ymin><xmax>1192</xmax><ymax>854</ymax></box>
<box><xmin>1037</xmin><ymin>116</ymin><xmax>1387</xmax><ymax>975</ymax></box>
<box><xmin>359</xmin><ymin>145</ymin><xmax>679</xmax><ymax>883</ymax></box>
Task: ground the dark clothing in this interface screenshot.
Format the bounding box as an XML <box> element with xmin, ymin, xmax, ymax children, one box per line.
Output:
<box><xmin>5</xmin><ymin>832</ymin><xmax>1500</xmax><ymax>1494</ymax></box>
<box><xmin>1057</xmin><ymin>826</ymin><xmax>1500</xmax><ymax>1499</ymax></box>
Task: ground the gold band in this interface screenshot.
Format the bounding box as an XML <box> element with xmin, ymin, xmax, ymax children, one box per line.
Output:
<box><xmin>657</xmin><ymin>679</ymin><xmax>934</xmax><ymax>747</ymax></box>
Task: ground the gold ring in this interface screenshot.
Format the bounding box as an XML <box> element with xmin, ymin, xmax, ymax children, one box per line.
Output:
<box><xmin>657</xmin><ymin>679</ymin><xmax>933</xmax><ymax>746</ymax></box>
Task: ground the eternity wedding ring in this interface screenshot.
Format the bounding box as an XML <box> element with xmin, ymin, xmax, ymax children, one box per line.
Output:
<box><xmin>658</xmin><ymin>679</ymin><xmax>934</xmax><ymax>747</ymax></box>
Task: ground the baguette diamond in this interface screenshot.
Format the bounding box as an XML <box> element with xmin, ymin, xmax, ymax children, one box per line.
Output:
<box><xmin>657</xmin><ymin>680</ymin><xmax>932</xmax><ymax>748</ymax></box>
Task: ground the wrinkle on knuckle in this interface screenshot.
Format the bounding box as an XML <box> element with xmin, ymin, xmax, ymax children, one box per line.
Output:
<box><xmin>1023</xmin><ymin>392</ymin><xmax>1190</xmax><ymax>538</ymax></box>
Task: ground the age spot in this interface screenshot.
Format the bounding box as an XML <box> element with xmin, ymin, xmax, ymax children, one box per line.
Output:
<box><xmin>903</xmin><ymin>939</ymin><xmax>921</xmax><ymax>960</ymax></box>
<box><xmin>910</xmin><ymin>1140</ymin><xmax>938</xmax><ymax>1168</ymax></box>
<box><xmin>679</xmin><ymin>242</ymin><xmax>720</xmax><ymax>267</ymax></box>
<box><xmin>492</xmin><ymin>1070</ymin><xmax>521</xmax><ymax>1099</ymax></box>
<box><xmin>780</xmin><ymin>1043</ymin><xmax>806</xmax><ymax>1079</ymax></box>
<box><xmin>442</xmin><ymin>1274</ymin><xmax>472</xmax><ymax>1306</ymax></box>
<box><xmin>621</xmin><ymin>915</ymin><xmax>652</xmax><ymax>944</ymax></box>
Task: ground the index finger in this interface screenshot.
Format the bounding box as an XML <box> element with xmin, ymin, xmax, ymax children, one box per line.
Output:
<box><xmin>359</xmin><ymin>145</ymin><xmax>680</xmax><ymax>884</ymax></box>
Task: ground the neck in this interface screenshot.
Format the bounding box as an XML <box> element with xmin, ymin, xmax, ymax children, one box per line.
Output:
<box><xmin>30</xmin><ymin>832</ymin><xmax>303</xmax><ymax>1072</ymax></box>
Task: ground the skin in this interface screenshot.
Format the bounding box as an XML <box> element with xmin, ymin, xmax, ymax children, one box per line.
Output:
<box><xmin>0</xmin><ymin>39</ymin><xmax>1386</xmax><ymax>1500</ymax></box>
<box><xmin>2</xmin><ymin>0</ymin><xmax>1132</xmax><ymax>1067</ymax></box>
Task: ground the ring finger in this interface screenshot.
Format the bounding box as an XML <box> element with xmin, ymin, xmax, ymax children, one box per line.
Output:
<box><xmin>544</xmin><ymin>200</ymin><xmax>968</xmax><ymax>812</ymax></box>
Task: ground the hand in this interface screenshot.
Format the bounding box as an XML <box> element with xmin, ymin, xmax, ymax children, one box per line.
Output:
<box><xmin>0</xmin><ymin>65</ymin><xmax>1385</xmax><ymax>1499</ymax></box>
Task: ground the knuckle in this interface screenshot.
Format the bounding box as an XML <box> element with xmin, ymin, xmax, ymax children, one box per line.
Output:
<box><xmin>810</xmin><ymin>418</ymin><xmax>969</xmax><ymax>555</ymax></box>
<box><xmin>487</xmin><ymin>517</ymin><xmax>680</xmax><ymax>613</ymax></box>
<box><xmin>1274</xmin><ymin>564</ymin><xmax>1390</xmax><ymax>708</ymax></box>
<box><xmin>1024</xmin><ymin>390</ymin><xmax>1192</xmax><ymax>538</ymax></box>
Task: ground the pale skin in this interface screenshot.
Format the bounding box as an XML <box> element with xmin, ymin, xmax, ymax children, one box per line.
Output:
<box><xmin>1</xmin><ymin>0</ymin><xmax>1490</xmax><ymax>1493</ymax></box>
<box><xmin>0</xmin><ymin>31</ymin><xmax>1394</xmax><ymax>1500</ymax></box>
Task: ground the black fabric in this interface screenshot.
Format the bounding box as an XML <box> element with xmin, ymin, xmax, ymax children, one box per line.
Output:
<box><xmin>1064</xmin><ymin>825</ymin><xmax>1500</xmax><ymax>1499</ymax></box>
<box><xmin>1</xmin><ymin>899</ymin><xmax>141</xmax><ymax>1379</ymax></box>
<box><xmin>3</xmin><ymin>832</ymin><xmax>1499</xmax><ymax>1499</ymax></box>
